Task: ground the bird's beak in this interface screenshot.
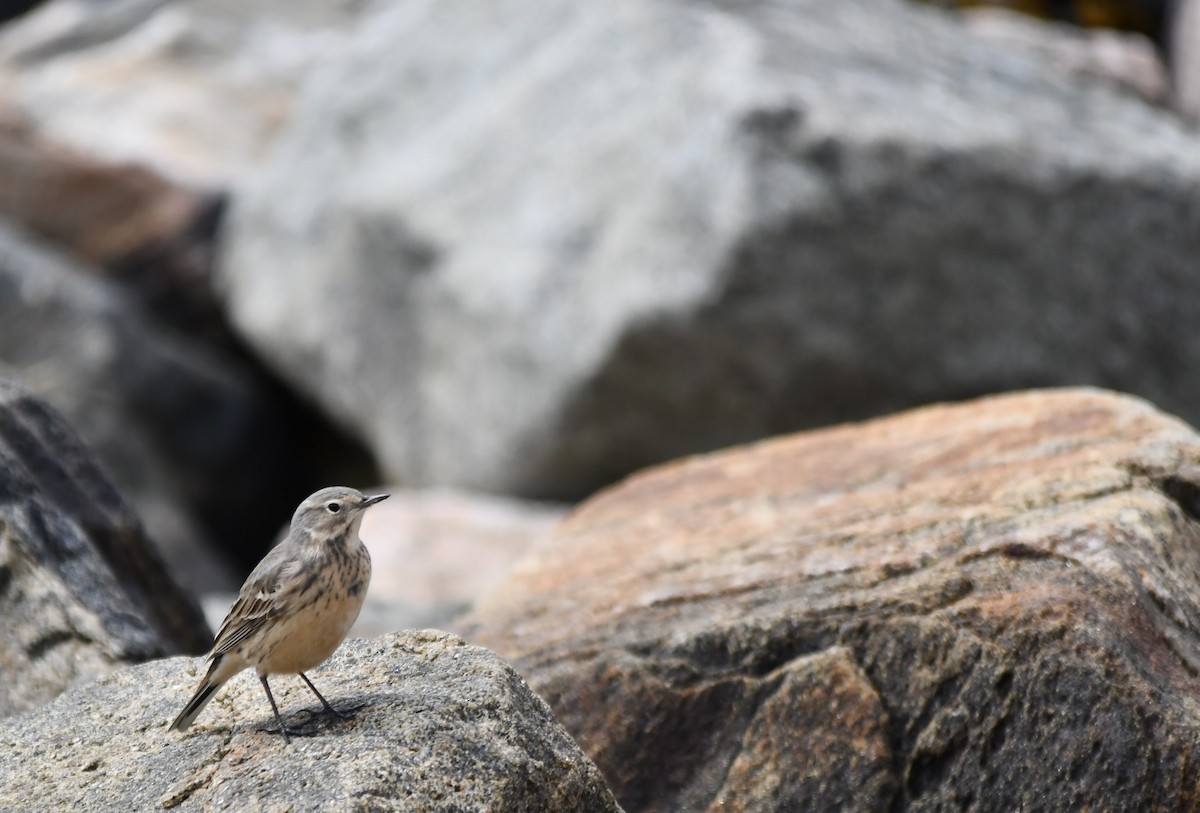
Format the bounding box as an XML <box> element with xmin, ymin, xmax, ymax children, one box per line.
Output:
<box><xmin>362</xmin><ymin>493</ymin><xmax>390</xmax><ymax>509</ymax></box>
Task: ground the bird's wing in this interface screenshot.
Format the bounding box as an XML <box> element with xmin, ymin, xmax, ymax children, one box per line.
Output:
<box><xmin>210</xmin><ymin>548</ymin><xmax>303</xmax><ymax>657</ymax></box>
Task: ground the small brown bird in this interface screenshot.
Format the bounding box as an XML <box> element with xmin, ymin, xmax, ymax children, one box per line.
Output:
<box><xmin>169</xmin><ymin>486</ymin><xmax>387</xmax><ymax>743</ymax></box>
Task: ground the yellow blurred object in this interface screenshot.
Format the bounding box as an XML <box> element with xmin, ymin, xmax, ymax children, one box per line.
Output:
<box><xmin>920</xmin><ymin>0</ymin><xmax>1165</xmax><ymax>38</ymax></box>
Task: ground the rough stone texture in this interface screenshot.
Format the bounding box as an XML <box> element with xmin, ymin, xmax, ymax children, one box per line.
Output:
<box><xmin>220</xmin><ymin>0</ymin><xmax>1200</xmax><ymax>501</ymax></box>
<box><xmin>0</xmin><ymin>631</ymin><xmax>624</xmax><ymax>813</ymax></box>
<box><xmin>465</xmin><ymin>388</ymin><xmax>1200</xmax><ymax>812</ymax></box>
<box><xmin>0</xmin><ymin>0</ymin><xmax>371</xmax><ymax>187</ymax></box>
<box><xmin>0</xmin><ymin>218</ymin><xmax>293</xmax><ymax>594</ymax></box>
<box><xmin>0</xmin><ymin>376</ymin><xmax>210</xmax><ymax>717</ymax></box>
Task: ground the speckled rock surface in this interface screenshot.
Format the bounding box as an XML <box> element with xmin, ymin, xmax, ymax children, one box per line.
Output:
<box><xmin>466</xmin><ymin>388</ymin><xmax>1200</xmax><ymax>812</ymax></box>
<box><xmin>0</xmin><ymin>631</ymin><xmax>623</xmax><ymax>813</ymax></box>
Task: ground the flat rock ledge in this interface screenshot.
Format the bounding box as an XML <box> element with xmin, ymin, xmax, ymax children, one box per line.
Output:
<box><xmin>0</xmin><ymin>631</ymin><xmax>623</xmax><ymax>813</ymax></box>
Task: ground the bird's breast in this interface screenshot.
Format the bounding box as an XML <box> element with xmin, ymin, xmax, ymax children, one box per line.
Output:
<box><xmin>256</xmin><ymin>544</ymin><xmax>371</xmax><ymax>675</ymax></box>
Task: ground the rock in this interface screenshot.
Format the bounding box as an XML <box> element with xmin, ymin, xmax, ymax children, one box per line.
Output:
<box><xmin>464</xmin><ymin>388</ymin><xmax>1200</xmax><ymax>811</ymax></box>
<box><xmin>0</xmin><ymin>0</ymin><xmax>371</xmax><ymax>187</ymax></box>
<box><xmin>1173</xmin><ymin>0</ymin><xmax>1200</xmax><ymax>119</ymax></box>
<box><xmin>0</xmin><ymin>631</ymin><xmax>624</xmax><ymax>813</ymax></box>
<box><xmin>961</xmin><ymin>8</ymin><xmax>1169</xmax><ymax>104</ymax></box>
<box><xmin>357</xmin><ymin>488</ymin><xmax>567</xmax><ymax>632</ymax></box>
<box><xmin>0</xmin><ymin>219</ymin><xmax>289</xmax><ymax>595</ymax></box>
<box><xmin>0</xmin><ymin>109</ymin><xmax>231</xmax><ymax>345</ymax></box>
<box><xmin>220</xmin><ymin>0</ymin><xmax>1200</xmax><ymax>501</ymax></box>
<box><xmin>0</xmin><ymin>376</ymin><xmax>209</xmax><ymax>717</ymax></box>
<box><xmin>0</xmin><ymin>108</ymin><xmax>201</xmax><ymax>267</ymax></box>
<box><xmin>0</xmin><ymin>1</ymin><xmax>40</xmax><ymax>25</ymax></box>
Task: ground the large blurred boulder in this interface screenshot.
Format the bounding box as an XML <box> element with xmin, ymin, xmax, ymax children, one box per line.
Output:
<box><xmin>465</xmin><ymin>388</ymin><xmax>1200</xmax><ymax>811</ymax></box>
<box><xmin>0</xmin><ymin>219</ymin><xmax>292</xmax><ymax>593</ymax></box>
<box><xmin>0</xmin><ymin>0</ymin><xmax>369</xmax><ymax>186</ymax></box>
<box><xmin>0</xmin><ymin>108</ymin><xmax>201</xmax><ymax>267</ymax></box>
<box><xmin>0</xmin><ymin>376</ymin><xmax>209</xmax><ymax>717</ymax></box>
<box><xmin>219</xmin><ymin>0</ymin><xmax>1200</xmax><ymax>501</ymax></box>
<box><xmin>0</xmin><ymin>109</ymin><xmax>229</xmax><ymax>345</ymax></box>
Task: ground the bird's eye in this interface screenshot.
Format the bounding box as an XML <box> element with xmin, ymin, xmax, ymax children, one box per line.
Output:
<box><xmin>326</xmin><ymin>502</ymin><xmax>341</xmax><ymax>514</ymax></box>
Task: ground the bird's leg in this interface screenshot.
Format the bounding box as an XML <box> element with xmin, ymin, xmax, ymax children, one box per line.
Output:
<box><xmin>258</xmin><ymin>675</ymin><xmax>293</xmax><ymax>744</ymax></box>
<box><xmin>298</xmin><ymin>672</ymin><xmax>350</xmax><ymax>719</ymax></box>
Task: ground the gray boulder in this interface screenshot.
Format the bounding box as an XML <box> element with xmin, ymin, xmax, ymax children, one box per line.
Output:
<box><xmin>0</xmin><ymin>631</ymin><xmax>624</xmax><ymax>813</ymax></box>
<box><xmin>219</xmin><ymin>0</ymin><xmax>1200</xmax><ymax>500</ymax></box>
<box><xmin>0</xmin><ymin>0</ymin><xmax>372</xmax><ymax>187</ymax></box>
<box><xmin>0</xmin><ymin>219</ymin><xmax>283</xmax><ymax>594</ymax></box>
<box><xmin>0</xmin><ymin>376</ymin><xmax>209</xmax><ymax>717</ymax></box>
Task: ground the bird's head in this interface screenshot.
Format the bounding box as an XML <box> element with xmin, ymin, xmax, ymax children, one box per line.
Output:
<box><xmin>291</xmin><ymin>486</ymin><xmax>389</xmax><ymax>545</ymax></box>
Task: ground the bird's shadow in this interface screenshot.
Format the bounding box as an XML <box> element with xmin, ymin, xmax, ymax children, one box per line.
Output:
<box><xmin>251</xmin><ymin>698</ymin><xmax>370</xmax><ymax>740</ymax></box>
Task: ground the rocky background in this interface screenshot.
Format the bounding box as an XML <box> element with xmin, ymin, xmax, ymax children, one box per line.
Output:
<box><xmin>1</xmin><ymin>0</ymin><xmax>1200</xmax><ymax>810</ymax></box>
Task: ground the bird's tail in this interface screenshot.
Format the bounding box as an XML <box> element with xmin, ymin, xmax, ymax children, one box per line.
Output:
<box><xmin>169</xmin><ymin>655</ymin><xmax>232</xmax><ymax>732</ymax></box>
